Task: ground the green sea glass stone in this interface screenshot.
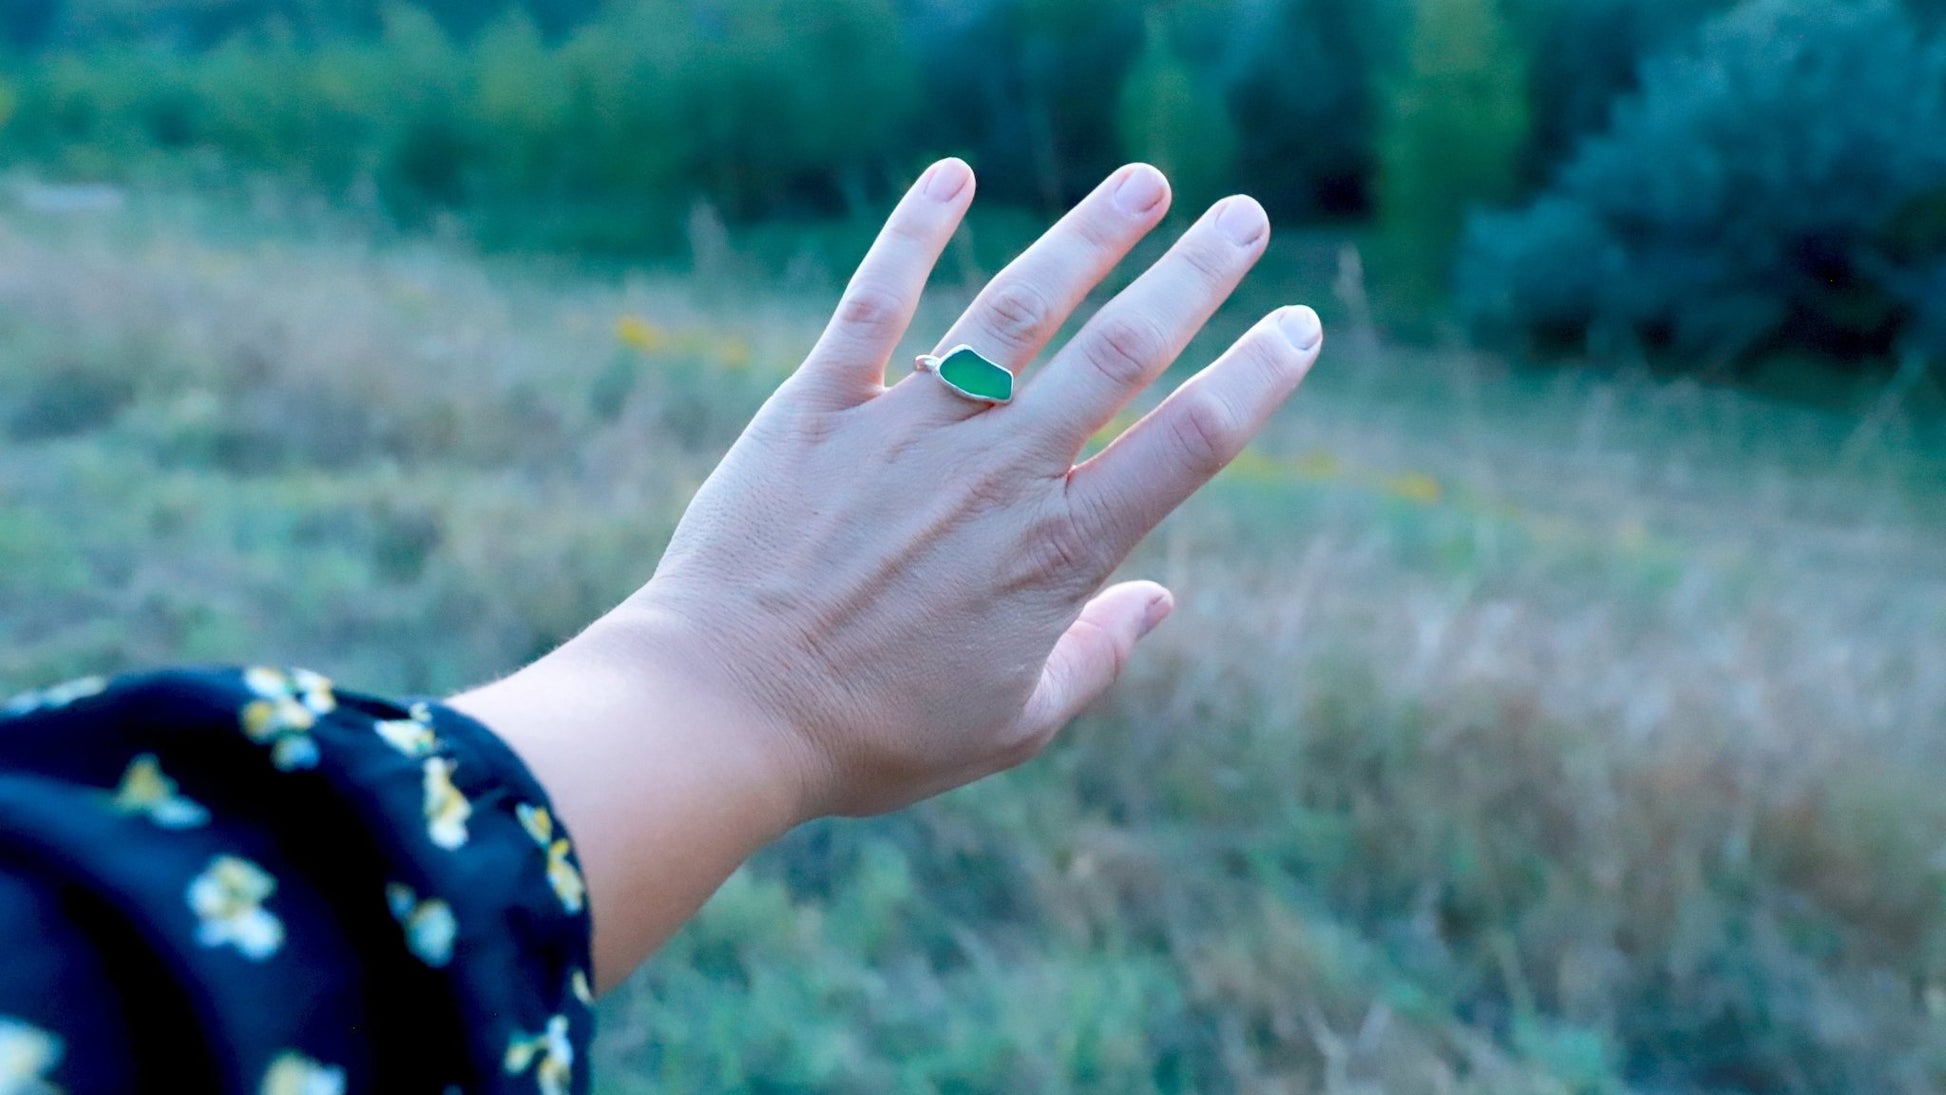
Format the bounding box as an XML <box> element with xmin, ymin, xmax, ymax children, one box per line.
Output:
<box><xmin>936</xmin><ymin>347</ymin><xmax>1014</xmax><ymax>403</ymax></box>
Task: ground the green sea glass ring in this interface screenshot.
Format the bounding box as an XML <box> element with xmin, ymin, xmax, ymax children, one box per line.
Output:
<box><xmin>916</xmin><ymin>345</ymin><xmax>1015</xmax><ymax>406</ymax></box>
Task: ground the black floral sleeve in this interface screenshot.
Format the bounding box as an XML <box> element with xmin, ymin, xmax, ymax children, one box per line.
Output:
<box><xmin>0</xmin><ymin>667</ymin><xmax>594</xmax><ymax>1094</ymax></box>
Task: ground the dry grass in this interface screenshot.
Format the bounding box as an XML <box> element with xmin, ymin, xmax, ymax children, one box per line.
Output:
<box><xmin>2</xmin><ymin>189</ymin><xmax>1944</xmax><ymax>1092</ymax></box>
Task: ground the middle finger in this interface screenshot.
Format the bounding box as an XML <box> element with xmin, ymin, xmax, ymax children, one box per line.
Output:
<box><xmin>1014</xmin><ymin>195</ymin><xmax>1270</xmax><ymax>456</ymax></box>
<box><xmin>891</xmin><ymin>164</ymin><xmax>1172</xmax><ymax>415</ymax></box>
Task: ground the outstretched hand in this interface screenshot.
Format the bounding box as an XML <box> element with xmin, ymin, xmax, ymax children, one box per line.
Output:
<box><xmin>455</xmin><ymin>159</ymin><xmax>1323</xmax><ymax>987</ymax></box>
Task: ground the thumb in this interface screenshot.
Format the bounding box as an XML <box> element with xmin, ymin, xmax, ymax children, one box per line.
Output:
<box><xmin>1015</xmin><ymin>581</ymin><xmax>1174</xmax><ymax>746</ymax></box>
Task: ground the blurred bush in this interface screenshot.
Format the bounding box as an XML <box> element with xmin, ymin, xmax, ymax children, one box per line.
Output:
<box><xmin>8</xmin><ymin>0</ymin><xmax>1946</xmax><ymax>376</ymax></box>
<box><xmin>1459</xmin><ymin>0</ymin><xmax>1946</xmax><ymax>370</ymax></box>
<box><xmin>1115</xmin><ymin>10</ymin><xmax>1236</xmax><ymax>210</ymax></box>
<box><xmin>1376</xmin><ymin>0</ymin><xmax>1529</xmax><ymax>304</ymax></box>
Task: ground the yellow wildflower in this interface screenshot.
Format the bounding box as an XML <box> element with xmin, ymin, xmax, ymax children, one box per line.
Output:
<box><xmin>504</xmin><ymin>1015</ymin><xmax>573</xmax><ymax>1095</ymax></box>
<box><xmin>112</xmin><ymin>754</ymin><xmax>209</xmax><ymax>829</ymax></box>
<box><xmin>385</xmin><ymin>883</ymin><xmax>457</xmax><ymax>968</ymax></box>
<box><xmin>260</xmin><ymin>1051</ymin><xmax>346</xmax><ymax>1095</ymax></box>
<box><xmin>614</xmin><ymin>315</ymin><xmax>669</xmax><ymax>353</ymax></box>
<box><xmin>516</xmin><ymin>804</ymin><xmax>586</xmax><ymax>914</ymax></box>
<box><xmin>1223</xmin><ymin>449</ymin><xmax>1284</xmax><ymax>484</ymax></box>
<box><xmin>423</xmin><ymin>757</ymin><xmax>471</xmax><ymax>851</ymax></box>
<box><xmin>1385</xmin><ymin>472</ymin><xmax>1443</xmax><ymax>505</ymax></box>
<box><xmin>189</xmin><ymin>855</ymin><xmax>284</xmax><ymax>961</ymax></box>
<box><xmin>0</xmin><ymin>1017</ymin><xmax>61</xmax><ymax>1094</ymax></box>
<box><xmin>714</xmin><ymin>335</ymin><xmax>752</xmax><ymax>371</ymax></box>
<box><xmin>1295</xmin><ymin>451</ymin><xmax>1342</xmax><ymax>481</ymax></box>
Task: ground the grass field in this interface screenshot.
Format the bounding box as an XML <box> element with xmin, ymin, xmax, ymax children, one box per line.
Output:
<box><xmin>3</xmin><ymin>188</ymin><xmax>1945</xmax><ymax>1093</ymax></box>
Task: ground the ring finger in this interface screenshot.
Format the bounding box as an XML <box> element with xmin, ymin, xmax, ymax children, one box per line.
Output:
<box><xmin>890</xmin><ymin>163</ymin><xmax>1173</xmax><ymax>419</ymax></box>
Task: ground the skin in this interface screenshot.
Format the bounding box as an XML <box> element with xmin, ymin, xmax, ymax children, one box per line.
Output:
<box><xmin>450</xmin><ymin>159</ymin><xmax>1325</xmax><ymax>992</ymax></box>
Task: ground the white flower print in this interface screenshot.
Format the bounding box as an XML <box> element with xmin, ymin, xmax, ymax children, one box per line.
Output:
<box><xmin>515</xmin><ymin>804</ymin><xmax>586</xmax><ymax>915</ymax></box>
<box><xmin>1</xmin><ymin>675</ymin><xmax>106</xmax><ymax>718</ymax></box>
<box><xmin>240</xmin><ymin>668</ymin><xmax>336</xmax><ymax>772</ymax></box>
<box><xmin>504</xmin><ymin>1016</ymin><xmax>573</xmax><ymax>1095</ymax></box>
<box><xmin>373</xmin><ymin>718</ymin><xmax>437</xmax><ymax>758</ymax></box>
<box><xmin>385</xmin><ymin>883</ymin><xmax>457</xmax><ymax>968</ymax></box>
<box><xmin>188</xmin><ymin>855</ymin><xmax>284</xmax><ymax>961</ymax></box>
<box><xmin>110</xmin><ymin>754</ymin><xmax>210</xmax><ymax>830</ymax></box>
<box><xmin>0</xmin><ymin>1016</ymin><xmax>62</xmax><ymax>1095</ymax></box>
<box><xmin>422</xmin><ymin>757</ymin><xmax>471</xmax><ymax>851</ymax></box>
<box><xmin>259</xmin><ymin>1051</ymin><xmax>346</xmax><ymax>1095</ymax></box>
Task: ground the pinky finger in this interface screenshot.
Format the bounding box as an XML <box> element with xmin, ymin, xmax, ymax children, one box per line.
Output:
<box><xmin>1069</xmin><ymin>306</ymin><xmax>1322</xmax><ymax>555</ymax></box>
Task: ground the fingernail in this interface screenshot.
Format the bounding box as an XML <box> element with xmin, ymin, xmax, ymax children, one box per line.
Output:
<box><xmin>1139</xmin><ymin>590</ymin><xmax>1175</xmax><ymax>638</ymax></box>
<box><xmin>1215</xmin><ymin>196</ymin><xmax>1268</xmax><ymax>246</ymax></box>
<box><xmin>925</xmin><ymin>158</ymin><xmax>971</xmax><ymax>202</ymax></box>
<box><xmin>1279</xmin><ymin>306</ymin><xmax>1323</xmax><ymax>351</ymax></box>
<box><xmin>1113</xmin><ymin>165</ymin><xmax>1167</xmax><ymax>215</ymax></box>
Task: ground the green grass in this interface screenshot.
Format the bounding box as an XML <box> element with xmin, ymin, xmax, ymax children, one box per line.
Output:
<box><xmin>2</xmin><ymin>187</ymin><xmax>1944</xmax><ymax>1092</ymax></box>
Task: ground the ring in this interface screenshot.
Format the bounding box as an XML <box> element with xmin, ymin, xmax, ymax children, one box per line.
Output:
<box><xmin>915</xmin><ymin>345</ymin><xmax>1015</xmax><ymax>406</ymax></box>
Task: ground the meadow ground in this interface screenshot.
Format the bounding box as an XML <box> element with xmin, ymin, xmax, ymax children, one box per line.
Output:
<box><xmin>3</xmin><ymin>188</ymin><xmax>1945</xmax><ymax>1093</ymax></box>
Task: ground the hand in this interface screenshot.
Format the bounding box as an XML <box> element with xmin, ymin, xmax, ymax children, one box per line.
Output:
<box><xmin>457</xmin><ymin>159</ymin><xmax>1323</xmax><ymax>987</ymax></box>
<box><xmin>604</xmin><ymin>158</ymin><xmax>1323</xmax><ymax>817</ymax></box>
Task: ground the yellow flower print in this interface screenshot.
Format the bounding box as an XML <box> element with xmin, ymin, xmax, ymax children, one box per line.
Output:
<box><xmin>2</xmin><ymin>675</ymin><xmax>106</xmax><ymax>717</ymax></box>
<box><xmin>503</xmin><ymin>1016</ymin><xmax>572</xmax><ymax>1095</ymax></box>
<box><xmin>188</xmin><ymin>855</ymin><xmax>284</xmax><ymax>961</ymax></box>
<box><xmin>240</xmin><ymin>668</ymin><xmax>335</xmax><ymax>772</ymax></box>
<box><xmin>0</xmin><ymin>1016</ymin><xmax>62</xmax><ymax>1094</ymax></box>
<box><xmin>259</xmin><ymin>1051</ymin><xmax>345</xmax><ymax>1095</ymax></box>
<box><xmin>111</xmin><ymin>754</ymin><xmax>209</xmax><ymax>829</ymax></box>
<box><xmin>385</xmin><ymin>883</ymin><xmax>457</xmax><ymax>968</ymax></box>
<box><xmin>373</xmin><ymin>711</ymin><xmax>439</xmax><ymax>758</ymax></box>
<box><xmin>570</xmin><ymin>969</ymin><xmax>595</xmax><ymax>1007</ymax></box>
<box><xmin>516</xmin><ymin>804</ymin><xmax>586</xmax><ymax>915</ymax></box>
<box><xmin>422</xmin><ymin>757</ymin><xmax>471</xmax><ymax>851</ymax></box>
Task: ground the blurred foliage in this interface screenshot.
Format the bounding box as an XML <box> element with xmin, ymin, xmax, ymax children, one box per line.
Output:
<box><xmin>1115</xmin><ymin>11</ymin><xmax>1236</xmax><ymax>211</ymax></box>
<box><xmin>1460</xmin><ymin>0</ymin><xmax>1946</xmax><ymax>371</ymax></box>
<box><xmin>7</xmin><ymin>0</ymin><xmax>1946</xmax><ymax>375</ymax></box>
<box><xmin>1376</xmin><ymin>0</ymin><xmax>1529</xmax><ymax>304</ymax></box>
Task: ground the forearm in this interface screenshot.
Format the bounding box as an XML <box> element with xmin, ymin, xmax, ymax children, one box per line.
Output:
<box><xmin>448</xmin><ymin>610</ymin><xmax>811</xmax><ymax>993</ymax></box>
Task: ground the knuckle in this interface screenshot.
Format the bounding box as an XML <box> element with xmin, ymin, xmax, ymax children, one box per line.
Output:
<box><xmin>1079</xmin><ymin>615</ymin><xmax>1135</xmax><ymax>682</ymax></box>
<box><xmin>1083</xmin><ymin>313</ymin><xmax>1167</xmax><ymax>390</ymax></box>
<box><xmin>885</xmin><ymin>207</ymin><xmax>937</xmax><ymax>246</ymax></box>
<box><xmin>1071</xmin><ymin>204</ymin><xmax>1127</xmax><ymax>253</ymax></box>
<box><xmin>960</xmin><ymin>467</ymin><xmax>1016</xmax><ymax>512</ymax></box>
<box><xmin>835</xmin><ymin>284</ymin><xmax>906</xmax><ymax>340</ymax></box>
<box><xmin>996</xmin><ymin>724</ymin><xmax>1054</xmax><ymax>770</ymax></box>
<box><xmin>1025</xmin><ymin>503</ymin><xmax>1106</xmax><ymax>588</ymax></box>
<box><xmin>1180</xmin><ymin>234</ymin><xmax>1235</xmax><ymax>287</ymax></box>
<box><xmin>980</xmin><ymin>279</ymin><xmax>1057</xmax><ymax>353</ymax></box>
<box><xmin>1170</xmin><ymin>392</ymin><xmax>1243</xmax><ymax>475</ymax></box>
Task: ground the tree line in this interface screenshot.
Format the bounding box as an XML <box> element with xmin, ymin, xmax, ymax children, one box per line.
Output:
<box><xmin>5</xmin><ymin>0</ymin><xmax>1943</xmax><ymax>370</ymax></box>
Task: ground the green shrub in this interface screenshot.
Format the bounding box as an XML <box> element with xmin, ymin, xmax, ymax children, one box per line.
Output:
<box><xmin>1115</xmin><ymin>10</ymin><xmax>1237</xmax><ymax>211</ymax></box>
<box><xmin>1376</xmin><ymin>0</ymin><xmax>1530</xmax><ymax>303</ymax></box>
<box><xmin>1459</xmin><ymin>0</ymin><xmax>1946</xmax><ymax>368</ymax></box>
<box><xmin>1227</xmin><ymin>0</ymin><xmax>1405</xmax><ymax>219</ymax></box>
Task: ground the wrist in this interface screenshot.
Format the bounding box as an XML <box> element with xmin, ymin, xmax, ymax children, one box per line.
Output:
<box><xmin>570</xmin><ymin>604</ymin><xmax>828</xmax><ymax>830</ymax></box>
<box><xmin>448</xmin><ymin>604</ymin><xmax>820</xmax><ymax>989</ymax></box>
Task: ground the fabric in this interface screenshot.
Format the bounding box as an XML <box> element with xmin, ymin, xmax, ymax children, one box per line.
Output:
<box><xmin>0</xmin><ymin>667</ymin><xmax>595</xmax><ymax>1094</ymax></box>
